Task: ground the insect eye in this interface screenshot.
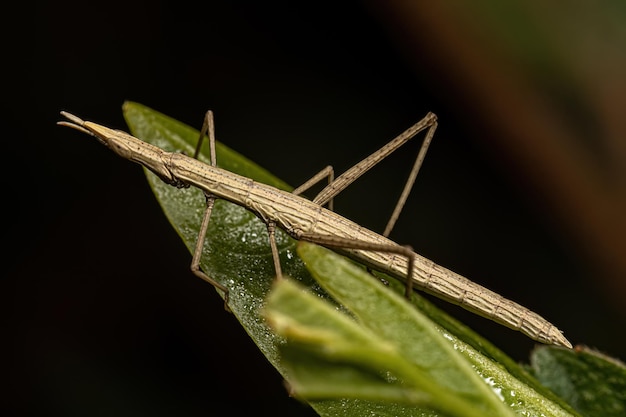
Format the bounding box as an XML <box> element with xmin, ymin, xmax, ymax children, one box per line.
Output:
<box><xmin>108</xmin><ymin>140</ymin><xmax>132</xmax><ymax>159</ymax></box>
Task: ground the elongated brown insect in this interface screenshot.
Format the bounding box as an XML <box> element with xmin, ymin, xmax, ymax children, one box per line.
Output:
<box><xmin>59</xmin><ymin>111</ymin><xmax>571</xmax><ymax>348</ymax></box>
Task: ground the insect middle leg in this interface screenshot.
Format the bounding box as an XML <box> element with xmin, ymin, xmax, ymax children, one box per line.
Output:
<box><xmin>292</xmin><ymin>165</ymin><xmax>335</xmax><ymax>211</ymax></box>
<box><xmin>191</xmin><ymin>202</ymin><xmax>283</xmax><ymax>312</ymax></box>
<box><xmin>193</xmin><ymin>110</ymin><xmax>217</xmax><ymax>164</ymax></box>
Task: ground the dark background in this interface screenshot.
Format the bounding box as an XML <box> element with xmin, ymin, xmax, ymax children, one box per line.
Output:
<box><xmin>5</xmin><ymin>1</ymin><xmax>625</xmax><ymax>416</ymax></box>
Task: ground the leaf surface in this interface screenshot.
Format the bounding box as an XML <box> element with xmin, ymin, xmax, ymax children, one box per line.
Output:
<box><xmin>122</xmin><ymin>101</ymin><xmax>579</xmax><ymax>416</ymax></box>
<box><xmin>530</xmin><ymin>345</ymin><xmax>626</xmax><ymax>417</ymax></box>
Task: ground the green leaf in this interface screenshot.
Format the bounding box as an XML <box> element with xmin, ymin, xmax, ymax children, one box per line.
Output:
<box><xmin>122</xmin><ymin>101</ymin><xmax>579</xmax><ymax>416</ymax></box>
<box><xmin>265</xmin><ymin>278</ymin><xmax>496</xmax><ymax>417</ymax></box>
<box><xmin>265</xmin><ymin>243</ymin><xmax>580</xmax><ymax>416</ymax></box>
<box><xmin>530</xmin><ymin>345</ymin><xmax>626</xmax><ymax>417</ymax></box>
<box><xmin>123</xmin><ymin>101</ymin><xmax>307</xmax><ymax>368</ymax></box>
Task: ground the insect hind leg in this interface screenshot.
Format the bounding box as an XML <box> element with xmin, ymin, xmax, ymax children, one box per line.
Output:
<box><xmin>312</xmin><ymin>113</ymin><xmax>437</xmax><ymax>238</ymax></box>
<box><xmin>298</xmin><ymin>232</ymin><xmax>416</xmax><ymax>297</ymax></box>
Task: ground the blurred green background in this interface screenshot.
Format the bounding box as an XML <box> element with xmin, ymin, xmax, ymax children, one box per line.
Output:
<box><xmin>5</xmin><ymin>1</ymin><xmax>625</xmax><ymax>416</ymax></box>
